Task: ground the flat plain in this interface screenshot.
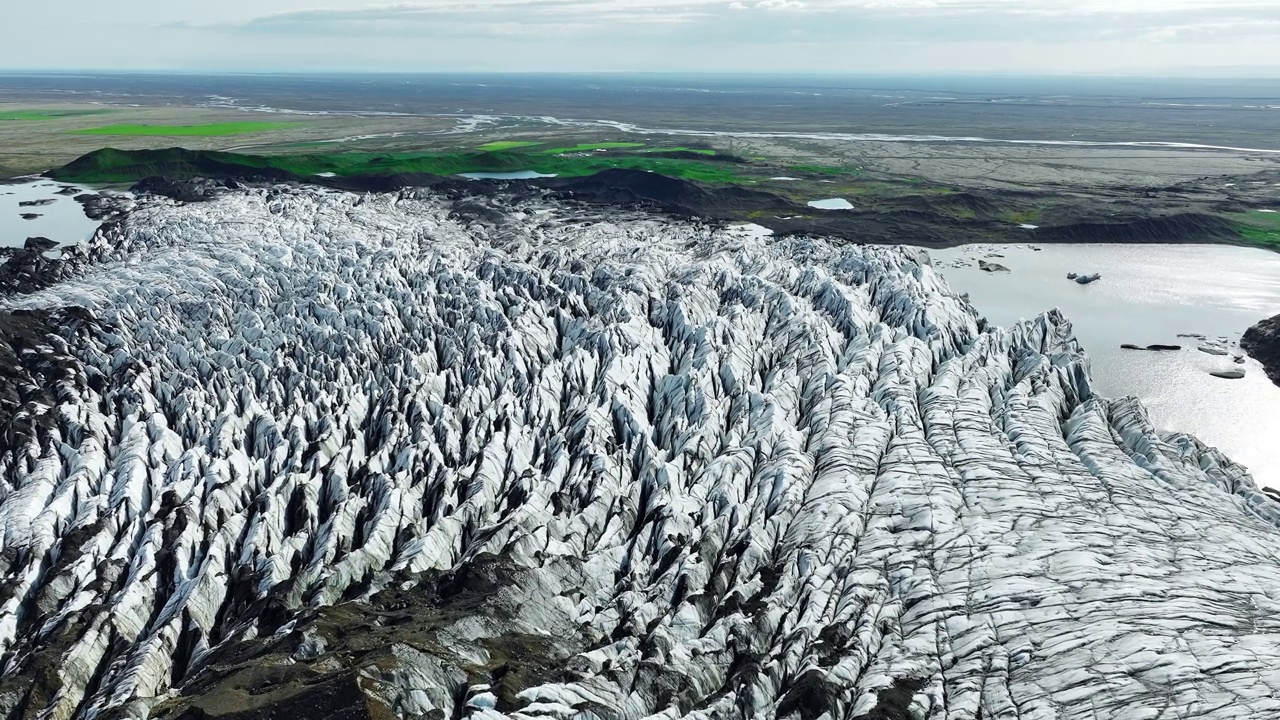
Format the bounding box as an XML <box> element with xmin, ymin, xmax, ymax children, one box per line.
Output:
<box><xmin>2</xmin><ymin>73</ymin><xmax>1279</xmax><ymax>248</ymax></box>
<box><xmin>73</xmin><ymin>121</ymin><xmax>301</xmax><ymax>136</ymax></box>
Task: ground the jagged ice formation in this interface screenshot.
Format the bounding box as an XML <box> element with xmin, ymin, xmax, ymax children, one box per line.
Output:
<box><xmin>2</xmin><ymin>186</ymin><xmax>1280</xmax><ymax>719</ymax></box>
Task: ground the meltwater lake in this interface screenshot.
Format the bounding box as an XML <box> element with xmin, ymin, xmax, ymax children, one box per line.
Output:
<box><xmin>932</xmin><ymin>243</ymin><xmax>1280</xmax><ymax>487</ymax></box>
<box><xmin>1</xmin><ymin>179</ymin><xmax>102</xmax><ymax>250</ymax></box>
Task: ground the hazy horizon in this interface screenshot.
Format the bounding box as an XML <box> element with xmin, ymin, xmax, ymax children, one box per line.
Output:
<box><xmin>3</xmin><ymin>69</ymin><xmax>1280</xmax><ymax>79</ymax></box>
<box><xmin>6</xmin><ymin>0</ymin><xmax>1280</xmax><ymax>76</ymax></box>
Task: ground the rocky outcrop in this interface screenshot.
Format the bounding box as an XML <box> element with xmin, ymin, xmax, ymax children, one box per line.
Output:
<box><xmin>73</xmin><ymin>191</ymin><xmax>137</xmax><ymax>221</ymax></box>
<box><xmin>1035</xmin><ymin>213</ymin><xmax>1240</xmax><ymax>244</ymax></box>
<box><xmin>1</xmin><ymin>187</ymin><xmax>1280</xmax><ymax>720</ymax></box>
<box><xmin>1242</xmin><ymin>313</ymin><xmax>1280</xmax><ymax>386</ymax></box>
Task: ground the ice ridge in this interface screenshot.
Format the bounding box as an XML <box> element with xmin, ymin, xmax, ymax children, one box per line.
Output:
<box><xmin>0</xmin><ymin>187</ymin><xmax>1278</xmax><ymax>719</ymax></box>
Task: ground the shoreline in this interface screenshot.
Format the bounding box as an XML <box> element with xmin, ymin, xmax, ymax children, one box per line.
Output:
<box><xmin>35</xmin><ymin>152</ymin><xmax>1278</xmax><ymax>252</ymax></box>
<box><xmin>6</xmin><ymin>169</ymin><xmax>1278</xmax><ymax>284</ymax></box>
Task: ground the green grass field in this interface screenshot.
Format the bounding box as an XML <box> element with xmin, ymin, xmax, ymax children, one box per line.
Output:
<box><xmin>1000</xmin><ymin>209</ymin><xmax>1043</xmax><ymax>225</ymax></box>
<box><xmin>1</xmin><ymin>109</ymin><xmax>112</xmax><ymax>121</ymax></box>
<box><xmin>74</xmin><ymin>122</ymin><xmax>301</xmax><ymax>137</ymax></box>
<box><xmin>789</xmin><ymin>164</ymin><xmax>864</xmax><ymax>176</ymax></box>
<box><xmin>477</xmin><ymin>141</ymin><xmax>545</xmax><ymax>151</ymax></box>
<box><xmin>639</xmin><ymin>147</ymin><xmax>717</xmax><ymax>155</ymax></box>
<box><xmin>542</xmin><ymin>142</ymin><xmax>647</xmax><ymax>154</ymax></box>
<box><xmin>1235</xmin><ymin>210</ymin><xmax>1280</xmax><ymax>248</ymax></box>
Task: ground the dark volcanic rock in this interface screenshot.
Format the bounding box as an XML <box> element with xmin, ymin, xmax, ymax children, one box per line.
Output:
<box><xmin>1242</xmin><ymin>313</ymin><xmax>1280</xmax><ymax>386</ymax></box>
<box><xmin>51</xmin><ymin>147</ymin><xmax>299</xmax><ymax>186</ymax></box>
<box><xmin>19</xmin><ymin>213</ymin><xmax>40</xmax><ymax>220</ymax></box>
<box><xmin>140</xmin><ymin>554</ymin><xmax>585</xmax><ymax>720</ymax></box>
<box><xmin>132</xmin><ymin>176</ymin><xmax>237</xmax><ymax>202</ymax></box>
<box><xmin>18</xmin><ymin>198</ymin><xmax>56</xmax><ymax>207</ymax></box>
<box><xmin>158</xmin><ymin>671</ymin><xmax>390</xmax><ymax>720</ymax></box>
<box><xmin>74</xmin><ymin>192</ymin><xmax>133</xmax><ymax>220</ymax></box>
<box><xmin>1121</xmin><ymin>344</ymin><xmax>1182</xmax><ymax>351</ymax></box>
<box><xmin>2</xmin><ymin>245</ymin><xmax>59</xmax><ymax>293</ymax></box>
<box><xmin>23</xmin><ymin>236</ymin><xmax>58</xmax><ymax>252</ymax></box>
<box><xmin>978</xmin><ymin>259</ymin><xmax>1010</xmax><ymax>272</ymax></box>
<box><xmin>0</xmin><ymin>308</ymin><xmax>94</xmax><ymax>452</ymax></box>
<box><xmin>1</xmin><ymin>227</ymin><xmax>98</xmax><ymax>296</ymax></box>
<box><xmin>1036</xmin><ymin>213</ymin><xmax>1239</xmax><ymax>243</ymax></box>
<box><xmin>534</xmin><ymin>168</ymin><xmax>796</xmax><ymax>219</ymax></box>
<box><xmin>44</xmin><ymin>149</ymin><xmax>1265</xmax><ymax>251</ymax></box>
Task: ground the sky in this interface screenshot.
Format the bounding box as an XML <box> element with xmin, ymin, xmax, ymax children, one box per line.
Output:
<box><xmin>5</xmin><ymin>0</ymin><xmax>1280</xmax><ymax>74</ymax></box>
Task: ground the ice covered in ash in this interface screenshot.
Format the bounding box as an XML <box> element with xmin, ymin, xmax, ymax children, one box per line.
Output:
<box><xmin>2</xmin><ymin>186</ymin><xmax>1280</xmax><ymax>720</ymax></box>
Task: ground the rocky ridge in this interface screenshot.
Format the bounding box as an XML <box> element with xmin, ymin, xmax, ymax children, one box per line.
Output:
<box><xmin>1243</xmin><ymin>313</ymin><xmax>1280</xmax><ymax>387</ymax></box>
<box><xmin>0</xmin><ymin>186</ymin><xmax>1279</xmax><ymax>719</ymax></box>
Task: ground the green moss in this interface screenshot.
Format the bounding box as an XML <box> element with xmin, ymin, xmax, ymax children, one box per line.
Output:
<box><xmin>1241</xmin><ymin>210</ymin><xmax>1280</xmax><ymax>229</ymax></box>
<box><xmin>51</xmin><ymin>147</ymin><xmax>744</xmax><ymax>185</ymax></box>
<box><xmin>1225</xmin><ymin>211</ymin><xmax>1280</xmax><ymax>248</ymax></box>
<box><xmin>638</xmin><ymin>147</ymin><xmax>716</xmax><ymax>155</ymax></box>
<box><xmin>1238</xmin><ymin>227</ymin><xmax>1280</xmax><ymax>247</ymax></box>
<box><xmin>1000</xmin><ymin>209</ymin><xmax>1043</xmax><ymax>225</ymax></box>
<box><xmin>74</xmin><ymin>122</ymin><xmax>300</xmax><ymax>137</ymax></box>
<box><xmin>544</xmin><ymin>156</ymin><xmax>739</xmax><ymax>183</ymax></box>
<box><xmin>477</xmin><ymin>141</ymin><xmax>545</xmax><ymax>151</ymax></box>
<box><xmin>542</xmin><ymin>142</ymin><xmax>647</xmax><ymax>154</ymax></box>
<box><xmin>788</xmin><ymin>164</ymin><xmax>863</xmax><ymax>176</ymax></box>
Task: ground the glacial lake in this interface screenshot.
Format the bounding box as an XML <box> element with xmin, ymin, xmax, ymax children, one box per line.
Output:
<box><xmin>931</xmin><ymin>243</ymin><xmax>1280</xmax><ymax>488</ymax></box>
<box><xmin>808</xmin><ymin>198</ymin><xmax>854</xmax><ymax>210</ymax></box>
<box><xmin>1</xmin><ymin>179</ymin><xmax>102</xmax><ymax>250</ymax></box>
<box><xmin>458</xmin><ymin>171</ymin><xmax>558</xmax><ymax>180</ymax></box>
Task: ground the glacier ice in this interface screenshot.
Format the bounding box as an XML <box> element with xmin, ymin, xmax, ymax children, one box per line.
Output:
<box><xmin>0</xmin><ymin>186</ymin><xmax>1279</xmax><ymax>719</ymax></box>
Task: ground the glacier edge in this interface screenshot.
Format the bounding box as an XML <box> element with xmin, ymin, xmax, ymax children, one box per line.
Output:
<box><xmin>0</xmin><ymin>185</ymin><xmax>1277</xmax><ymax>720</ymax></box>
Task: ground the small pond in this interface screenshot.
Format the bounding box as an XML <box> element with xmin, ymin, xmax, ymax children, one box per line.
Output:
<box><xmin>807</xmin><ymin>198</ymin><xmax>853</xmax><ymax>210</ymax></box>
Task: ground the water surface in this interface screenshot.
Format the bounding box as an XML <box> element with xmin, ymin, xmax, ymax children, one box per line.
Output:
<box><xmin>808</xmin><ymin>198</ymin><xmax>854</xmax><ymax>210</ymax></box>
<box><xmin>931</xmin><ymin>243</ymin><xmax>1280</xmax><ymax>487</ymax></box>
<box><xmin>1</xmin><ymin>180</ymin><xmax>102</xmax><ymax>250</ymax></box>
<box><xmin>458</xmin><ymin>171</ymin><xmax>558</xmax><ymax>180</ymax></box>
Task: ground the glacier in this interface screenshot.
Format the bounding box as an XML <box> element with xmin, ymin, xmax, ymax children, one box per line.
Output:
<box><xmin>1</xmin><ymin>185</ymin><xmax>1280</xmax><ymax>719</ymax></box>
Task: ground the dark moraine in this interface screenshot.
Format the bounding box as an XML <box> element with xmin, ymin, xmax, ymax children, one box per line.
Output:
<box><xmin>1243</xmin><ymin>313</ymin><xmax>1280</xmax><ymax>386</ymax></box>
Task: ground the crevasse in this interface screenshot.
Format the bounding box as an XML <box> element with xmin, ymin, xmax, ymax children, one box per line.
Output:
<box><xmin>0</xmin><ymin>186</ymin><xmax>1278</xmax><ymax>720</ymax></box>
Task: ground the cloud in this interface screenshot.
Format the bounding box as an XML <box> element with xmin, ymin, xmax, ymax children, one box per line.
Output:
<box><xmin>225</xmin><ymin>0</ymin><xmax>724</xmax><ymax>37</ymax></box>
<box><xmin>1134</xmin><ymin>17</ymin><xmax>1280</xmax><ymax>43</ymax></box>
<box><xmin>164</xmin><ymin>0</ymin><xmax>1280</xmax><ymax>63</ymax></box>
<box><xmin>755</xmin><ymin>0</ymin><xmax>806</xmax><ymax>10</ymax></box>
<box><xmin>6</xmin><ymin>0</ymin><xmax>1280</xmax><ymax>72</ymax></box>
<box><xmin>226</xmin><ymin>0</ymin><xmax>1280</xmax><ymax>33</ymax></box>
